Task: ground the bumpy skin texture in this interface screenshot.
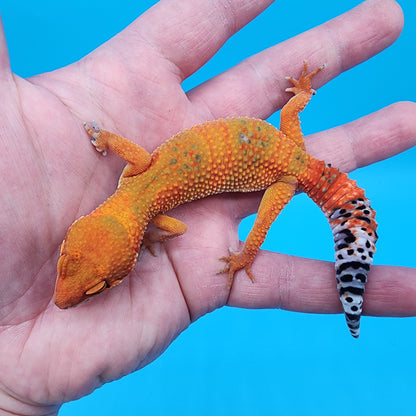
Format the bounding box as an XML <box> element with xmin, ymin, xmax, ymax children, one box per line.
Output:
<box><xmin>55</xmin><ymin>64</ymin><xmax>377</xmax><ymax>337</ymax></box>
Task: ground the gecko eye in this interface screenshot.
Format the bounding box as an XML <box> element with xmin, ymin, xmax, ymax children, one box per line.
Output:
<box><xmin>85</xmin><ymin>280</ymin><xmax>108</xmax><ymax>296</ymax></box>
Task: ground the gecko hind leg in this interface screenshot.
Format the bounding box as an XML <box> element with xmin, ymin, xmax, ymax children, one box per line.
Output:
<box><xmin>218</xmin><ymin>176</ymin><xmax>298</xmax><ymax>288</ymax></box>
<box><xmin>280</xmin><ymin>62</ymin><xmax>326</xmax><ymax>150</ymax></box>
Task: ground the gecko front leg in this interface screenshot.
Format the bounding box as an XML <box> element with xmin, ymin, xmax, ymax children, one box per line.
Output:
<box><xmin>84</xmin><ymin>122</ymin><xmax>152</xmax><ymax>178</ymax></box>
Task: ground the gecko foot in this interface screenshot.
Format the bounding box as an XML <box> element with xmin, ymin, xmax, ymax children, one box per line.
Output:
<box><xmin>285</xmin><ymin>61</ymin><xmax>326</xmax><ymax>96</ymax></box>
<box><xmin>84</xmin><ymin>121</ymin><xmax>107</xmax><ymax>156</ymax></box>
<box><xmin>217</xmin><ymin>248</ymin><xmax>255</xmax><ymax>288</ymax></box>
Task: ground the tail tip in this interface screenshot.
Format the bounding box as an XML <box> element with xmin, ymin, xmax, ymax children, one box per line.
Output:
<box><xmin>346</xmin><ymin>315</ymin><xmax>361</xmax><ymax>338</ymax></box>
<box><xmin>350</xmin><ymin>329</ymin><xmax>360</xmax><ymax>339</ymax></box>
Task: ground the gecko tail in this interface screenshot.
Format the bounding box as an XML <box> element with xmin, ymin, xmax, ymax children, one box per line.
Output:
<box><xmin>300</xmin><ymin>161</ymin><xmax>378</xmax><ymax>337</ymax></box>
<box><xmin>327</xmin><ymin>198</ymin><xmax>378</xmax><ymax>338</ymax></box>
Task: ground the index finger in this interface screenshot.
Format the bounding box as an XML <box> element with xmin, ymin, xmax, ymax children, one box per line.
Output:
<box><xmin>188</xmin><ymin>0</ymin><xmax>403</xmax><ymax>118</ymax></box>
<box><xmin>116</xmin><ymin>0</ymin><xmax>275</xmax><ymax>79</ymax></box>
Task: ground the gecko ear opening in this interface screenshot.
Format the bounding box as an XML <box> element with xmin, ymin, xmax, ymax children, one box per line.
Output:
<box><xmin>85</xmin><ymin>280</ymin><xmax>108</xmax><ymax>296</ymax></box>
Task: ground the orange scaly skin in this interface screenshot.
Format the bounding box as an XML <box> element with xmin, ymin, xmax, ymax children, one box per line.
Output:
<box><xmin>55</xmin><ymin>63</ymin><xmax>377</xmax><ymax>337</ymax></box>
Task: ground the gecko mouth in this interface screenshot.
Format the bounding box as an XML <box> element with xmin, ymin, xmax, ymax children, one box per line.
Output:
<box><xmin>85</xmin><ymin>280</ymin><xmax>108</xmax><ymax>296</ymax></box>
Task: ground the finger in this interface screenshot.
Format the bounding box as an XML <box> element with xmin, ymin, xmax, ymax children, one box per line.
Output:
<box><xmin>0</xmin><ymin>14</ymin><xmax>11</xmax><ymax>78</ymax></box>
<box><xmin>116</xmin><ymin>0</ymin><xmax>274</xmax><ymax>79</ymax></box>
<box><xmin>306</xmin><ymin>101</ymin><xmax>416</xmax><ymax>172</ymax></box>
<box><xmin>226</xmin><ymin>250</ymin><xmax>416</xmax><ymax>317</ymax></box>
<box><xmin>188</xmin><ymin>0</ymin><xmax>404</xmax><ymax>118</ymax></box>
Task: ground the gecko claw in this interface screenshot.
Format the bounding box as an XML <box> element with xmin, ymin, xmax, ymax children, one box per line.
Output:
<box><xmin>91</xmin><ymin>120</ymin><xmax>100</xmax><ymax>132</ymax></box>
<box><xmin>83</xmin><ymin>121</ymin><xmax>101</xmax><ymax>136</ymax></box>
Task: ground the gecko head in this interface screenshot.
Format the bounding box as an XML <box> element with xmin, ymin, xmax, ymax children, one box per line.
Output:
<box><xmin>55</xmin><ymin>214</ymin><xmax>139</xmax><ymax>309</ymax></box>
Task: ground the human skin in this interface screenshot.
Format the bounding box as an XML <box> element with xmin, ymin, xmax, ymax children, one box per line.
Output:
<box><xmin>0</xmin><ymin>0</ymin><xmax>415</xmax><ymax>415</ymax></box>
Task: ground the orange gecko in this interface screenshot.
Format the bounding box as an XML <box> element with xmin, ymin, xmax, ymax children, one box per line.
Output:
<box><xmin>55</xmin><ymin>63</ymin><xmax>377</xmax><ymax>337</ymax></box>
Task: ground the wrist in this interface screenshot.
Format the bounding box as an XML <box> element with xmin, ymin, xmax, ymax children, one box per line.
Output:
<box><xmin>0</xmin><ymin>386</ymin><xmax>60</xmax><ymax>416</ymax></box>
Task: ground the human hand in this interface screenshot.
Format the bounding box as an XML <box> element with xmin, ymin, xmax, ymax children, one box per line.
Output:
<box><xmin>0</xmin><ymin>0</ymin><xmax>415</xmax><ymax>414</ymax></box>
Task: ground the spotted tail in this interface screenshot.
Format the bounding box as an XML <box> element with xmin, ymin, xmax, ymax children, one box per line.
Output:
<box><xmin>299</xmin><ymin>159</ymin><xmax>378</xmax><ymax>338</ymax></box>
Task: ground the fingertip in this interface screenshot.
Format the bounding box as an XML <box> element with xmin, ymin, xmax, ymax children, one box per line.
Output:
<box><xmin>363</xmin><ymin>0</ymin><xmax>404</xmax><ymax>53</ymax></box>
<box><xmin>306</xmin><ymin>102</ymin><xmax>416</xmax><ymax>172</ymax></box>
<box><xmin>320</xmin><ymin>0</ymin><xmax>404</xmax><ymax>74</ymax></box>
<box><xmin>0</xmin><ymin>13</ymin><xmax>11</xmax><ymax>77</ymax></box>
<box><xmin>375</xmin><ymin>0</ymin><xmax>404</xmax><ymax>44</ymax></box>
<box><xmin>352</xmin><ymin>101</ymin><xmax>416</xmax><ymax>169</ymax></box>
<box><xmin>386</xmin><ymin>101</ymin><xmax>416</xmax><ymax>151</ymax></box>
<box><xmin>377</xmin><ymin>0</ymin><xmax>404</xmax><ymax>36</ymax></box>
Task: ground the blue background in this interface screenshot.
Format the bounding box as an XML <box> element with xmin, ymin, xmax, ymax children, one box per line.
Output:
<box><xmin>2</xmin><ymin>0</ymin><xmax>415</xmax><ymax>414</ymax></box>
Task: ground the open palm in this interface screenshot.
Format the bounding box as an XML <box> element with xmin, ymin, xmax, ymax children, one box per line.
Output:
<box><xmin>1</xmin><ymin>0</ymin><xmax>415</xmax><ymax>414</ymax></box>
